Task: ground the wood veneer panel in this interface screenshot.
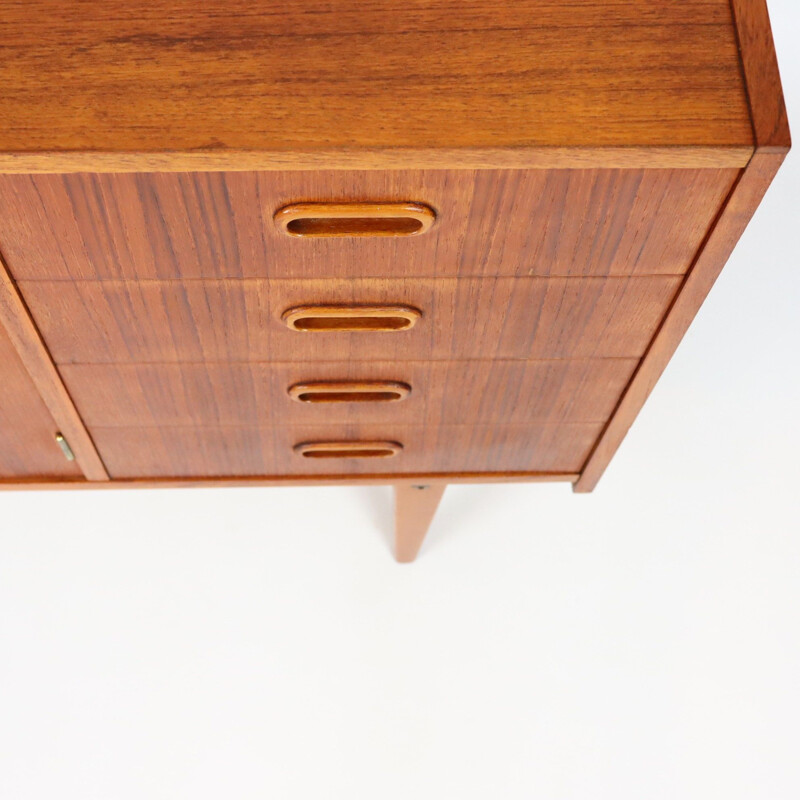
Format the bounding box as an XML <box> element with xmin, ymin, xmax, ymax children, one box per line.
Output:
<box><xmin>0</xmin><ymin>254</ymin><xmax>108</xmax><ymax>480</ymax></box>
<box><xmin>19</xmin><ymin>277</ymin><xmax>681</xmax><ymax>364</ymax></box>
<box><xmin>90</xmin><ymin>423</ymin><xmax>603</xmax><ymax>479</ymax></box>
<box><xmin>0</xmin><ymin>320</ymin><xmax>82</xmax><ymax>478</ymax></box>
<box><xmin>0</xmin><ymin>1</ymin><xmax>751</xmax><ymax>171</ymax></box>
<box><xmin>0</xmin><ymin>169</ymin><xmax>738</xmax><ymax>279</ymax></box>
<box><xmin>59</xmin><ymin>359</ymin><xmax>639</xmax><ymax>428</ymax></box>
<box><xmin>574</xmin><ymin>0</ymin><xmax>790</xmax><ymax>492</ymax></box>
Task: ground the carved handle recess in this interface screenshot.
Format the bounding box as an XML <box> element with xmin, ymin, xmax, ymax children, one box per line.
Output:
<box><xmin>294</xmin><ymin>441</ymin><xmax>403</xmax><ymax>459</ymax></box>
<box><xmin>282</xmin><ymin>305</ymin><xmax>421</xmax><ymax>332</ymax></box>
<box><xmin>274</xmin><ymin>203</ymin><xmax>436</xmax><ymax>237</ymax></box>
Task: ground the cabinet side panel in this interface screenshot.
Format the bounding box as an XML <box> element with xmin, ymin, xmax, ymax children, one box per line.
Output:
<box><xmin>729</xmin><ymin>0</ymin><xmax>791</xmax><ymax>150</ymax></box>
<box><xmin>576</xmin><ymin>0</ymin><xmax>790</xmax><ymax>491</ymax></box>
<box><xmin>576</xmin><ymin>156</ymin><xmax>785</xmax><ymax>491</ymax></box>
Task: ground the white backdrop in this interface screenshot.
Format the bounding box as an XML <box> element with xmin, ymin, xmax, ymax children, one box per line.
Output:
<box><xmin>1</xmin><ymin>3</ymin><xmax>799</xmax><ymax>798</ymax></box>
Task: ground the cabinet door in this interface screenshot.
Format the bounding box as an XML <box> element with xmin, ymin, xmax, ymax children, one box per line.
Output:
<box><xmin>0</xmin><ymin>324</ymin><xmax>82</xmax><ymax>478</ymax></box>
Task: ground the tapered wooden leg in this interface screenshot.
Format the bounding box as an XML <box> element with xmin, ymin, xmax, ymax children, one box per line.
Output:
<box><xmin>394</xmin><ymin>483</ymin><xmax>447</xmax><ymax>563</ymax></box>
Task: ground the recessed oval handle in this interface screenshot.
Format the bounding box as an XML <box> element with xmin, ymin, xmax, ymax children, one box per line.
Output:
<box><xmin>282</xmin><ymin>305</ymin><xmax>421</xmax><ymax>332</ymax></box>
<box><xmin>289</xmin><ymin>381</ymin><xmax>411</xmax><ymax>404</ymax></box>
<box><xmin>294</xmin><ymin>441</ymin><xmax>403</xmax><ymax>459</ymax></box>
<box><xmin>274</xmin><ymin>203</ymin><xmax>436</xmax><ymax>238</ymax></box>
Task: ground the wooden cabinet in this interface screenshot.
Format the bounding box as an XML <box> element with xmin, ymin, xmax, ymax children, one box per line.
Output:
<box><xmin>0</xmin><ymin>0</ymin><xmax>789</xmax><ymax>560</ymax></box>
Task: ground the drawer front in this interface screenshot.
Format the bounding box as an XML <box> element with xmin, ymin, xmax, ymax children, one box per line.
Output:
<box><xmin>21</xmin><ymin>277</ymin><xmax>680</xmax><ymax>364</ymax></box>
<box><xmin>0</xmin><ymin>324</ymin><xmax>82</xmax><ymax>478</ymax></box>
<box><xmin>60</xmin><ymin>359</ymin><xmax>638</xmax><ymax>428</ymax></box>
<box><xmin>0</xmin><ymin>169</ymin><xmax>737</xmax><ymax>280</ymax></box>
<box><xmin>90</xmin><ymin>423</ymin><xmax>603</xmax><ymax>478</ymax></box>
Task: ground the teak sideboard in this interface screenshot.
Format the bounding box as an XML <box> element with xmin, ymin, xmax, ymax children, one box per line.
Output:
<box><xmin>0</xmin><ymin>0</ymin><xmax>790</xmax><ymax>560</ymax></box>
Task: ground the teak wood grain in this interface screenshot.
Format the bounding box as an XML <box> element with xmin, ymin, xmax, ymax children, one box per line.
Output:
<box><xmin>0</xmin><ymin>253</ymin><xmax>108</xmax><ymax>480</ymax></box>
<box><xmin>58</xmin><ymin>360</ymin><xmax>638</xmax><ymax>429</ymax></box>
<box><xmin>0</xmin><ymin>319</ymin><xmax>83</xmax><ymax>478</ymax></box>
<box><xmin>0</xmin><ymin>0</ymin><xmax>789</xmax><ymax>561</ymax></box>
<box><xmin>394</xmin><ymin>484</ymin><xmax>447</xmax><ymax>563</ymax></box>
<box><xmin>0</xmin><ymin>1</ymin><xmax>751</xmax><ymax>172</ymax></box>
<box><xmin>0</xmin><ymin>170</ymin><xmax>738</xmax><ymax>280</ymax></box>
<box><xmin>18</xmin><ymin>277</ymin><xmax>681</xmax><ymax>364</ymax></box>
<box><xmin>89</xmin><ymin>423</ymin><xmax>604</xmax><ymax>479</ymax></box>
<box><xmin>730</xmin><ymin>0</ymin><xmax>791</xmax><ymax>151</ymax></box>
<box><xmin>574</xmin><ymin>0</ymin><xmax>790</xmax><ymax>492</ymax></box>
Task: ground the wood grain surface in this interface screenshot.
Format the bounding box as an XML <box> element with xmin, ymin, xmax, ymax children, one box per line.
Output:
<box><xmin>0</xmin><ymin>1</ymin><xmax>751</xmax><ymax>171</ymax></box>
<box><xmin>730</xmin><ymin>0</ymin><xmax>791</xmax><ymax>151</ymax></box>
<box><xmin>0</xmin><ymin>318</ymin><xmax>83</xmax><ymax>478</ymax></box>
<box><xmin>394</xmin><ymin>484</ymin><xmax>447</xmax><ymax>563</ymax></box>
<box><xmin>58</xmin><ymin>359</ymin><xmax>638</xmax><ymax>429</ymax></box>
<box><xmin>0</xmin><ymin>148</ymin><xmax>755</xmax><ymax>174</ymax></box>
<box><xmin>89</xmin><ymin>422</ymin><xmax>604</xmax><ymax>479</ymax></box>
<box><xmin>0</xmin><ymin>254</ymin><xmax>108</xmax><ymax>480</ymax></box>
<box><xmin>0</xmin><ymin>170</ymin><xmax>738</xmax><ymax>280</ymax></box>
<box><xmin>19</xmin><ymin>277</ymin><xmax>681</xmax><ymax>364</ymax></box>
<box><xmin>574</xmin><ymin>0</ymin><xmax>790</xmax><ymax>492</ymax></box>
<box><xmin>575</xmin><ymin>158</ymin><xmax>788</xmax><ymax>492</ymax></box>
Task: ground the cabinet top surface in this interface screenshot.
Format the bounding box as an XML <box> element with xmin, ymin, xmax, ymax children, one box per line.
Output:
<box><xmin>0</xmin><ymin>0</ymin><xmax>755</xmax><ymax>171</ymax></box>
